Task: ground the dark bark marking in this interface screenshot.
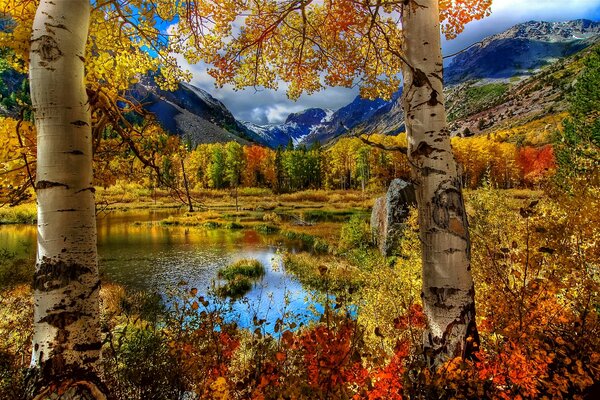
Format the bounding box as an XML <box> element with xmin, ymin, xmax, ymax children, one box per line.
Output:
<box><xmin>32</xmin><ymin>35</ymin><xmax>62</xmax><ymax>62</ymax></box>
<box><xmin>432</xmin><ymin>186</ymin><xmax>466</xmax><ymax>236</ymax></box>
<box><xmin>65</xmin><ymin>150</ymin><xmax>84</xmax><ymax>155</ymax></box>
<box><xmin>76</xmin><ymin>187</ymin><xmax>96</xmax><ymax>194</ymax></box>
<box><xmin>413</xmin><ymin>68</ymin><xmax>428</xmax><ymax>87</ymax></box>
<box><xmin>33</xmin><ymin>258</ymin><xmax>93</xmax><ymax>291</ymax></box>
<box><xmin>431</xmin><ymin>72</ymin><xmax>443</xmax><ymax>83</ymax></box>
<box><xmin>429</xmin><ymin>287</ymin><xmax>460</xmax><ymax>309</ymax></box>
<box><xmin>421</xmin><ymin>166</ymin><xmax>446</xmax><ymax>176</ymax></box>
<box><xmin>57</xmin><ymin>209</ymin><xmax>76</xmax><ymax>212</ymax></box>
<box><xmin>411</xmin><ymin>141</ymin><xmax>440</xmax><ymax>159</ymax></box>
<box><xmin>428</xmin><ymin>90</ymin><xmax>441</xmax><ymax>106</ymax></box>
<box><xmin>73</xmin><ymin>341</ymin><xmax>102</xmax><ymax>352</ymax></box>
<box><xmin>70</xmin><ymin>120</ymin><xmax>88</xmax><ymax>126</ymax></box>
<box><xmin>39</xmin><ymin>311</ymin><xmax>85</xmax><ymax>330</ymax></box>
<box><xmin>443</xmin><ymin>248</ymin><xmax>462</xmax><ymax>254</ymax></box>
<box><xmin>77</xmin><ymin>280</ymin><xmax>101</xmax><ymax>300</ymax></box>
<box><xmin>44</xmin><ymin>22</ymin><xmax>69</xmax><ymax>31</ymax></box>
<box><xmin>36</xmin><ymin>180</ymin><xmax>68</xmax><ymax>190</ymax></box>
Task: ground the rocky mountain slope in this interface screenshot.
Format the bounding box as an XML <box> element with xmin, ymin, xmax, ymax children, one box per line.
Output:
<box><xmin>445</xmin><ymin>19</ymin><xmax>600</xmax><ymax>84</ymax></box>
<box><xmin>129</xmin><ymin>80</ymin><xmax>255</xmax><ymax>147</ymax></box>
<box><xmin>339</xmin><ymin>19</ymin><xmax>600</xmax><ymax>142</ymax></box>
<box><xmin>2</xmin><ymin>19</ymin><xmax>599</xmax><ymax>148</ymax></box>
<box><xmin>246</xmin><ymin>19</ymin><xmax>599</xmax><ymax>147</ymax></box>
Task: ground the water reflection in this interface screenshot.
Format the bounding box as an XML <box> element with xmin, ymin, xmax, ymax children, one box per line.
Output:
<box><xmin>0</xmin><ymin>210</ymin><xmax>320</xmax><ymax>331</ymax></box>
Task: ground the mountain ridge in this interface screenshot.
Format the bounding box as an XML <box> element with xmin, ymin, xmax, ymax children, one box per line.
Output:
<box><xmin>2</xmin><ymin>18</ymin><xmax>599</xmax><ymax>148</ymax></box>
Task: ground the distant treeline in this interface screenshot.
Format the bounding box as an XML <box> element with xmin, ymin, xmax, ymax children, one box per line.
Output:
<box><xmin>175</xmin><ymin>133</ymin><xmax>556</xmax><ymax>192</ymax></box>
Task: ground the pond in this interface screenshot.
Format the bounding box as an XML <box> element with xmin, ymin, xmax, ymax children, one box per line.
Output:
<box><xmin>0</xmin><ymin>210</ymin><xmax>324</xmax><ymax>331</ymax></box>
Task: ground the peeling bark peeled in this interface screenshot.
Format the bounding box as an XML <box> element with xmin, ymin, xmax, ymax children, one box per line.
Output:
<box><xmin>28</xmin><ymin>0</ymin><xmax>105</xmax><ymax>397</ymax></box>
<box><xmin>401</xmin><ymin>0</ymin><xmax>479</xmax><ymax>367</ymax></box>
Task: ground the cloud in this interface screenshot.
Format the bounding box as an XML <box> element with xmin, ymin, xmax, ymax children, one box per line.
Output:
<box><xmin>175</xmin><ymin>52</ymin><xmax>358</xmax><ymax>124</ymax></box>
<box><xmin>173</xmin><ymin>0</ymin><xmax>600</xmax><ymax>124</ymax></box>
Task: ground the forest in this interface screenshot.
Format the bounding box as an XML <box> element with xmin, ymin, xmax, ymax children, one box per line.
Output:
<box><xmin>0</xmin><ymin>0</ymin><xmax>599</xmax><ymax>399</ymax></box>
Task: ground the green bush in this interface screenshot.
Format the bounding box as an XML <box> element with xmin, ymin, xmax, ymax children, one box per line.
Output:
<box><xmin>103</xmin><ymin>326</ymin><xmax>182</xmax><ymax>400</ymax></box>
<box><xmin>216</xmin><ymin>275</ymin><xmax>253</xmax><ymax>298</ymax></box>
<box><xmin>203</xmin><ymin>221</ymin><xmax>222</xmax><ymax>229</ymax></box>
<box><xmin>218</xmin><ymin>259</ymin><xmax>264</xmax><ymax>280</ymax></box>
<box><xmin>224</xmin><ymin>221</ymin><xmax>244</xmax><ymax>230</ymax></box>
<box><xmin>254</xmin><ymin>224</ymin><xmax>280</xmax><ymax>234</ymax></box>
<box><xmin>0</xmin><ymin>204</ymin><xmax>36</xmax><ymax>225</ymax></box>
<box><xmin>281</xmin><ymin>230</ymin><xmax>330</xmax><ymax>254</ymax></box>
<box><xmin>338</xmin><ymin>215</ymin><xmax>371</xmax><ymax>252</ymax></box>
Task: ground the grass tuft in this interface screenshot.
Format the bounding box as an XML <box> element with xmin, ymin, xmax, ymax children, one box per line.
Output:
<box><xmin>218</xmin><ymin>259</ymin><xmax>264</xmax><ymax>280</ymax></box>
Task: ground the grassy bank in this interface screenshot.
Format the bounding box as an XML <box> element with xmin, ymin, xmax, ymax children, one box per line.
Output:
<box><xmin>0</xmin><ymin>204</ymin><xmax>36</xmax><ymax>225</ymax></box>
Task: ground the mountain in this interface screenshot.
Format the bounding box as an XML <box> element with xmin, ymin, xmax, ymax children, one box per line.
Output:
<box><xmin>323</xmin><ymin>19</ymin><xmax>600</xmax><ymax>142</ymax></box>
<box><xmin>130</xmin><ymin>80</ymin><xmax>254</xmax><ymax>146</ymax></box>
<box><xmin>241</xmin><ymin>108</ymin><xmax>334</xmax><ymax>148</ymax></box>
<box><xmin>243</xmin><ymin>19</ymin><xmax>600</xmax><ymax>147</ymax></box>
<box><xmin>445</xmin><ymin>19</ymin><xmax>600</xmax><ymax>84</ymax></box>
<box><xmin>2</xmin><ymin>19</ymin><xmax>599</xmax><ymax>149</ymax></box>
<box><xmin>299</xmin><ymin>91</ymin><xmax>403</xmax><ymax>145</ymax></box>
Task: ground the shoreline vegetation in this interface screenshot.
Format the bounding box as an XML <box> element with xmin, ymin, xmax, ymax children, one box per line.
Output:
<box><xmin>1</xmin><ymin>183</ymin><xmax>599</xmax><ymax>398</ymax></box>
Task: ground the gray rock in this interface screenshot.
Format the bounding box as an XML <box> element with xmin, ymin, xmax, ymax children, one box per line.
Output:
<box><xmin>371</xmin><ymin>179</ymin><xmax>416</xmax><ymax>256</ymax></box>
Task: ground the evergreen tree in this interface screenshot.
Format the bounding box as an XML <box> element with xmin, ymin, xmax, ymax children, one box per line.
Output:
<box><xmin>555</xmin><ymin>46</ymin><xmax>600</xmax><ymax>187</ymax></box>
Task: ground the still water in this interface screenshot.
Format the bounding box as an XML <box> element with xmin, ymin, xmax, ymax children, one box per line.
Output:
<box><xmin>0</xmin><ymin>210</ymin><xmax>322</xmax><ymax>330</ymax></box>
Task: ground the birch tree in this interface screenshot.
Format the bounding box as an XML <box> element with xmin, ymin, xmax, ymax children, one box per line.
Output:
<box><xmin>27</xmin><ymin>1</ymin><xmax>105</xmax><ymax>397</ymax></box>
<box><xmin>0</xmin><ymin>0</ymin><xmax>230</xmax><ymax>395</ymax></box>
<box><xmin>401</xmin><ymin>0</ymin><xmax>480</xmax><ymax>366</ymax></box>
<box><xmin>202</xmin><ymin>0</ymin><xmax>492</xmax><ymax>367</ymax></box>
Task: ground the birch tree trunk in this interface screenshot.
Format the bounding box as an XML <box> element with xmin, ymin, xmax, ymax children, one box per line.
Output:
<box><xmin>28</xmin><ymin>0</ymin><xmax>105</xmax><ymax>397</ymax></box>
<box><xmin>401</xmin><ymin>0</ymin><xmax>479</xmax><ymax>367</ymax></box>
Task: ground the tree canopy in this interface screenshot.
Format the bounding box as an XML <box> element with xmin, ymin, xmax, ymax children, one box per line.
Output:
<box><xmin>198</xmin><ymin>0</ymin><xmax>492</xmax><ymax>100</ymax></box>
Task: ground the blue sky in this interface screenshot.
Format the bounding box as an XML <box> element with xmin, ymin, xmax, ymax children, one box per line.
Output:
<box><xmin>177</xmin><ymin>0</ymin><xmax>600</xmax><ymax>125</ymax></box>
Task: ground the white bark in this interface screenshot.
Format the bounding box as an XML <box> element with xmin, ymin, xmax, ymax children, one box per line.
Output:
<box><xmin>29</xmin><ymin>0</ymin><xmax>103</xmax><ymax>393</ymax></box>
<box><xmin>401</xmin><ymin>0</ymin><xmax>479</xmax><ymax>367</ymax></box>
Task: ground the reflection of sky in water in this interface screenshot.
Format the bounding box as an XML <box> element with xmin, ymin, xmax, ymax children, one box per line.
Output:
<box><xmin>0</xmin><ymin>210</ymin><xmax>321</xmax><ymax>331</ymax></box>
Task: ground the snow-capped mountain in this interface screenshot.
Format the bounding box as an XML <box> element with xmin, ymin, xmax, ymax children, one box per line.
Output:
<box><xmin>4</xmin><ymin>19</ymin><xmax>598</xmax><ymax>149</ymax></box>
<box><xmin>241</xmin><ymin>108</ymin><xmax>334</xmax><ymax>148</ymax></box>
<box><xmin>445</xmin><ymin>19</ymin><xmax>600</xmax><ymax>84</ymax></box>
<box><xmin>246</xmin><ymin>20</ymin><xmax>600</xmax><ymax>146</ymax></box>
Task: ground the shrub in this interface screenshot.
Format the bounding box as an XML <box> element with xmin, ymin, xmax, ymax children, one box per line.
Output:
<box><xmin>338</xmin><ymin>215</ymin><xmax>371</xmax><ymax>252</ymax></box>
<box><xmin>254</xmin><ymin>224</ymin><xmax>280</xmax><ymax>234</ymax></box>
<box><xmin>0</xmin><ymin>285</ymin><xmax>32</xmax><ymax>399</ymax></box>
<box><xmin>216</xmin><ymin>275</ymin><xmax>253</xmax><ymax>298</ymax></box>
<box><xmin>262</xmin><ymin>212</ymin><xmax>281</xmax><ymax>224</ymax></box>
<box><xmin>224</xmin><ymin>221</ymin><xmax>243</xmax><ymax>230</ymax></box>
<box><xmin>218</xmin><ymin>259</ymin><xmax>265</xmax><ymax>280</ymax></box>
<box><xmin>281</xmin><ymin>230</ymin><xmax>330</xmax><ymax>254</ymax></box>
<box><xmin>0</xmin><ymin>204</ymin><xmax>36</xmax><ymax>225</ymax></box>
<box><xmin>203</xmin><ymin>221</ymin><xmax>222</xmax><ymax>229</ymax></box>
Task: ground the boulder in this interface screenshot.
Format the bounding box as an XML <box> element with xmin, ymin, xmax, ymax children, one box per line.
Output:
<box><xmin>371</xmin><ymin>179</ymin><xmax>417</xmax><ymax>256</ymax></box>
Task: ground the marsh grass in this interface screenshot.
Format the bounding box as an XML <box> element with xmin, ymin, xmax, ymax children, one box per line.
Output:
<box><xmin>216</xmin><ymin>275</ymin><xmax>253</xmax><ymax>298</ymax></box>
<box><xmin>218</xmin><ymin>259</ymin><xmax>265</xmax><ymax>280</ymax></box>
<box><xmin>216</xmin><ymin>259</ymin><xmax>265</xmax><ymax>298</ymax></box>
<box><xmin>0</xmin><ymin>203</ymin><xmax>36</xmax><ymax>225</ymax></box>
